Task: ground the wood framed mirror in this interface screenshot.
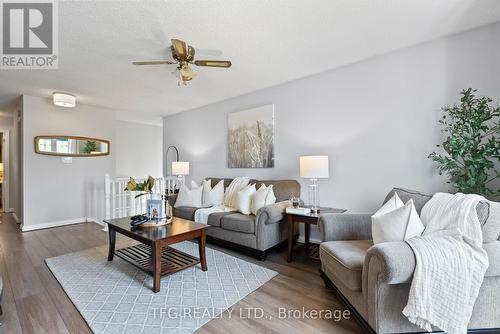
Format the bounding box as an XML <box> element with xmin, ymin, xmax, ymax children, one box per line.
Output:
<box><xmin>34</xmin><ymin>136</ymin><xmax>110</xmax><ymax>157</ymax></box>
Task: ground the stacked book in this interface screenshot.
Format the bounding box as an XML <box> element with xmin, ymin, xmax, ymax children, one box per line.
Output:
<box><xmin>285</xmin><ymin>207</ymin><xmax>311</xmax><ymax>215</ymax></box>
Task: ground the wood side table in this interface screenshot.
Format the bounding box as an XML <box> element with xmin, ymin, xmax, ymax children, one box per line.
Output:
<box><xmin>286</xmin><ymin>207</ymin><xmax>346</xmax><ymax>262</ymax></box>
<box><xmin>105</xmin><ymin>216</ymin><xmax>209</xmax><ymax>293</ymax></box>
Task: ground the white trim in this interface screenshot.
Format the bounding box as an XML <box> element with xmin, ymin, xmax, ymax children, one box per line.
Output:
<box><xmin>1</xmin><ymin>129</ymin><xmax>10</xmax><ymax>211</ymax></box>
<box><xmin>5</xmin><ymin>208</ymin><xmax>15</xmax><ymax>213</ymax></box>
<box><xmin>12</xmin><ymin>212</ymin><xmax>20</xmax><ymax>223</ymax></box>
<box><xmin>21</xmin><ymin>217</ymin><xmax>87</xmax><ymax>232</ymax></box>
<box><xmin>86</xmin><ymin>217</ymin><xmax>105</xmax><ymax>227</ymax></box>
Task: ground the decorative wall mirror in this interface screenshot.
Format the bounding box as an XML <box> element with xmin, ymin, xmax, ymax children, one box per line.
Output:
<box><xmin>34</xmin><ymin>136</ymin><xmax>110</xmax><ymax>157</ymax></box>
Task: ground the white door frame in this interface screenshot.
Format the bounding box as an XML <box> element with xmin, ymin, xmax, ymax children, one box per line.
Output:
<box><xmin>0</xmin><ymin>129</ymin><xmax>10</xmax><ymax>211</ymax></box>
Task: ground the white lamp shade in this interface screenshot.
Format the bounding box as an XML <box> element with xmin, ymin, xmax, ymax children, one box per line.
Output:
<box><xmin>300</xmin><ymin>155</ymin><xmax>329</xmax><ymax>178</ymax></box>
<box><xmin>53</xmin><ymin>92</ymin><xmax>76</xmax><ymax>108</ymax></box>
<box><xmin>172</xmin><ymin>161</ymin><xmax>190</xmax><ymax>176</ymax></box>
<box><xmin>0</xmin><ymin>163</ymin><xmax>3</xmax><ymax>172</ymax></box>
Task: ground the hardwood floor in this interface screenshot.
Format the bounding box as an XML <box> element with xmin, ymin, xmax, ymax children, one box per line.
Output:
<box><xmin>0</xmin><ymin>213</ymin><xmax>362</xmax><ymax>334</ymax></box>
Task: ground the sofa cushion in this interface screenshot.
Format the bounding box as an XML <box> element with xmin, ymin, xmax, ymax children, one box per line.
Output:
<box><xmin>383</xmin><ymin>188</ymin><xmax>432</xmax><ymax>215</ymax></box>
<box><xmin>206</xmin><ymin>178</ymin><xmax>258</xmax><ymax>189</ymax></box>
<box><xmin>319</xmin><ymin>240</ymin><xmax>373</xmax><ymax>291</ymax></box>
<box><xmin>205</xmin><ymin>178</ymin><xmax>299</xmax><ymax>203</ymax></box>
<box><xmin>383</xmin><ymin>188</ymin><xmax>490</xmax><ymax>228</ymax></box>
<box><xmin>206</xmin><ymin>212</ymin><xmax>234</xmax><ymax>227</ymax></box>
<box><xmin>221</xmin><ymin>213</ymin><xmax>256</xmax><ymax>234</ymax></box>
<box><xmin>172</xmin><ymin>206</ymin><xmax>197</xmax><ymax>221</ymax></box>
<box><xmin>255</xmin><ymin>180</ymin><xmax>300</xmax><ymax>202</ymax></box>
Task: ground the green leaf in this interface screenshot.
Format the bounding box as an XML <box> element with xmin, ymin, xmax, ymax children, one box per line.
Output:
<box><xmin>429</xmin><ymin>88</ymin><xmax>500</xmax><ymax>199</ymax></box>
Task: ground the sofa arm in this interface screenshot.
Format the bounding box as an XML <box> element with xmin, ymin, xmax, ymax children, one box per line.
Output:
<box><xmin>318</xmin><ymin>213</ymin><xmax>373</xmax><ymax>242</ymax></box>
<box><xmin>256</xmin><ymin>200</ymin><xmax>292</xmax><ymax>225</ymax></box>
<box><xmin>362</xmin><ymin>241</ymin><xmax>415</xmax><ymax>294</ymax></box>
<box><xmin>484</xmin><ymin>241</ymin><xmax>500</xmax><ymax>277</ymax></box>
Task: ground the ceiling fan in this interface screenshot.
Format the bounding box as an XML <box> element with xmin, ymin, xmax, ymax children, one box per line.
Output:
<box><xmin>133</xmin><ymin>39</ymin><xmax>232</xmax><ymax>86</ymax></box>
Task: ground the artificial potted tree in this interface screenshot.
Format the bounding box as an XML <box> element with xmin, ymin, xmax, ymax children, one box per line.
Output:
<box><xmin>429</xmin><ymin>88</ymin><xmax>500</xmax><ymax>199</ymax></box>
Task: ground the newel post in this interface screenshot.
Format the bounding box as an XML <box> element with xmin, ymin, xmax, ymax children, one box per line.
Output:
<box><xmin>103</xmin><ymin>173</ymin><xmax>111</xmax><ymax>231</ymax></box>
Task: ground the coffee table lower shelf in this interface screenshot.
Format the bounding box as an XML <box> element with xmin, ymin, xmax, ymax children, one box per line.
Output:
<box><xmin>114</xmin><ymin>243</ymin><xmax>200</xmax><ymax>277</ymax></box>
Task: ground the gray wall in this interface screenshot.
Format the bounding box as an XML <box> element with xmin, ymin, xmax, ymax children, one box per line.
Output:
<box><xmin>21</xmin><ymin>95</ymin><xmax>164</xmax><ymax>230</ymax></box>
<box><xmin>163</xmin><ymin>23</ymin><xmax>500</xmax><ymax>223</ymax></box>
<box><xmin>115</xmin><ymin>120</ymin><xmax>163</xmax><ymax>178</ymax></box>
<box><xmin>22</xmin><ymin>95</ymin><xmax>116</xmax><ymax>229</ymax></box>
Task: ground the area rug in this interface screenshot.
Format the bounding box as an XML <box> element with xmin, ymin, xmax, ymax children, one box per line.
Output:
<box><xmin>46</xmin><ymin>242</ymin><xmax>278</xmax><ymax>334</ymax></box>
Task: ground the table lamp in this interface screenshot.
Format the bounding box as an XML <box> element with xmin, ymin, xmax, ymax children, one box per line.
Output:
<box><xmin>172</xmin><ymin>161</ymin><xmax>190</xmax><ymax>187</ymax></box>
<box><xmin>300</xmin><ymin>155</ymin><xmax>329</xmax><ymax>214</ymax></box>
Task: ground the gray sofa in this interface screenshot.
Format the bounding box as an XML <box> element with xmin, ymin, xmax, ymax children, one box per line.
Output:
<box><xmin>318</xmin><ymin>188</ymin><xmax>500</xmax><ymax>333</ymax></box>
<box><xmin>171</xmin><ymin>178</ymin><xmax>300</xmax><ymax>259</ymax></box>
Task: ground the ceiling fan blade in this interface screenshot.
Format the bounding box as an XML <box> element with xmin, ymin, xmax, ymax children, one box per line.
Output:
<box><xmin>132</xmin><ymin>60</ymin><xmax>174</xmax><ymax>65</ymax></box>
<box><xmin>194</xmin><ymin>60</ymin><xmax>232</xmax><ymax>68</ymax></box>
<box><xmin>195</xmin><ymin>48</ymin><xmax>223</xmax><ymax>57</ymax></box>
<box><xmin>171</xmin><ymin>39</ymin><xmax>189</xmax><ymax>59</ymax></box>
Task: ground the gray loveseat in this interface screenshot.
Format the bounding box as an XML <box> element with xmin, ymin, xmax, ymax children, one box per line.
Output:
<box><xmin>171</xmin><ymin>178</ymin><xmax>300</xmax><ymax>259</ymax></box>
<box><xmin>318</xmin><ymin>188</ymin><xmax>500</xmax><ymax>333</ymax></box>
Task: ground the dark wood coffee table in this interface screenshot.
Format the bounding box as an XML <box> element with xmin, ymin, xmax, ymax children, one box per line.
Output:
<box><xmin>105</xmin><ymin>216</ymin><xmax>209</xmax><ymax>293</ymax></box>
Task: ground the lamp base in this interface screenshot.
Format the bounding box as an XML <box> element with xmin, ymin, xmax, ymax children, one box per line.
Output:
<box><xmin>177</xmin><ymin>175</ymin><xmax>185</xmax><ymax>188</ymax></box>
<box><xmin>308</xmin><ymin>178</ymin><xmax>320</xmax><ymax>214</ymax></box>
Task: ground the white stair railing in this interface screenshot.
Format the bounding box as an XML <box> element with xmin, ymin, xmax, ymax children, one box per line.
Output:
<box><xmin>103</xmin><ymin>174</ymin><xmax>178</xmax><ymax>230</ymax></box>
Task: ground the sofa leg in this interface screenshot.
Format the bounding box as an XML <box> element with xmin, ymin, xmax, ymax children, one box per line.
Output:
<box><xmin>258</xmin><ymin>251</ymin><xmax>267</xmax><ymax>261</ymax></box>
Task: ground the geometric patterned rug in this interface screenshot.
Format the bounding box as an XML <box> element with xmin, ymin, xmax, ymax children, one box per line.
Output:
<box><xmin>46</xmin><ymin>241</ymin><xmax>278</xmax><ymax>334</ymax></box>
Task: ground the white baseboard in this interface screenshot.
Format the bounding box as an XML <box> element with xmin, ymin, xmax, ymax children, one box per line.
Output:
<box><xmin>21</xmin><ymin>217</ymin><xmax>87</xmax><ymax>232</ymax></box>
<box><xmin>12</xmin><ymin>212</ymin><xmax>20</xmax><ymax>224</ymax></box>
<box><xmin>86</xmin><ymin>217</ymin><xmax>105</xmax><ymax>227</ymax></box>
<box><xmin>297</xmin><ymin>235</ymin><xmax>321</xmax><ymax>244</ymax></box>
<box><xmin>4</xmin><ymin>208</ymin><xmax>15</xmax><ymax>213</ymax></box>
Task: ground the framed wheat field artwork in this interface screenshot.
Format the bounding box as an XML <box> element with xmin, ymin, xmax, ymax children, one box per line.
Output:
<box><xmin>228</xmin><ymin>104</ymin><xmax>275</xmax><ymax>168</ymax></box>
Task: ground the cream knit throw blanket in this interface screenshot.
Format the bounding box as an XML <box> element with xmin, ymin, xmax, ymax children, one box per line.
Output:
<box><xmin>403</xmin><ymin>193</ymin><xmax>489</xmax><ymax>334</ymax></box>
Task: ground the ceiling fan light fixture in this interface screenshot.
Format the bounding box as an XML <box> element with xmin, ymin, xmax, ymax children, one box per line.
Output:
<box><xmin>180</xmin><ymin>65</ymin><xmax>194</xmax><ymax>80</ymax></box>
<box><xmin>132</xmin><ymin>38</ymin><xmax>231</xmax><ymax>86</ymax></box>
<box><xmin>53</xmin><ymin>92</ymin><xmax>76</xmax><ymax>108</ymax></box>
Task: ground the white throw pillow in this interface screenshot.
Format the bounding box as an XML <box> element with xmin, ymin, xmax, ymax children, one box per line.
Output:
<box><xmin>372</xmin><ymin>199</ymin><xmax>425</xmax><ymax>244</ymax></box>
<box><xmin>224</xmin><ymin>177</ymin><xmax>250</xmax><ymax>208</ymax></box>
<box><xmin>250</xmin><ymin>184</ymin><xmax>277</xmax><ymax>215</ymax></box>
<box><xmin>202</xmin><ymin>179</ymin><xmax>224</xmax><ymax>206</ymax></box>
<box><xmin>174</xmin><ymin>184</ymin><xmax>203</xmax><ymax>208</ymax></box>
<box><xmin>373</xmin><ymin>193</ymin><xmax>404</xmax><ymax>217</ymax></box>
<box><xmin>236</xmin><ymin>184</ymin><xmax>257</xmax><ymax>215</ymax></box>
<box><xmin>266</xmin><ymin>185</ymin><xmax>277</xmax><ymax>205</ymax></box>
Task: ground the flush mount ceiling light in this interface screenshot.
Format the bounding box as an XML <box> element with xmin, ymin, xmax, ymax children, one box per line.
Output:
<box><xmin>53</xmin><ymin>92</ymin><xmax>76</xmax><ymax>108</ymax></box>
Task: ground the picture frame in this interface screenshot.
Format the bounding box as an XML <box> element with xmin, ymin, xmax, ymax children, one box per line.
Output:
<box><xmin>146</xmin><ymin>199</ymin><xmax>163</xmax><ymax>220</ymax></box>
<box><xmin>227</xmin><ymin>104</ymin><xmax>275</xmax><ymax>168</ymax></box>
